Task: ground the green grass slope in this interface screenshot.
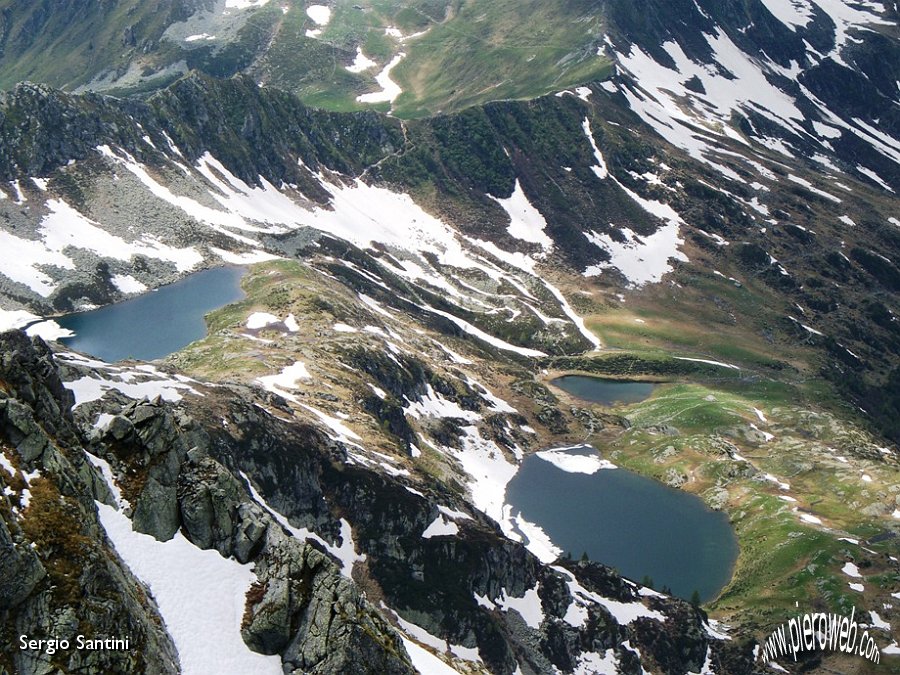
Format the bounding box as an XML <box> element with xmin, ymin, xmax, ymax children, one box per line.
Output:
<box><xmin>0</xmin><ymin>0</ymin><xmax>613</xmax><ymax>117</ymax></box>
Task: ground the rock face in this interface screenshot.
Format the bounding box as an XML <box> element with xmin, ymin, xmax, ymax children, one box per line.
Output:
<box><xmin>0</xmin><ymin>329</ymin><xmax>750</xmax><ymax>673</ymax></box>
<box><xmin>0</xmin><ymin>331</ymin><xmax>179</xmax><ymax>675</ymax></box>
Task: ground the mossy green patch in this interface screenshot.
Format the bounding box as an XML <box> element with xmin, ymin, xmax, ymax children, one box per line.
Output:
<box><xmin>585</xmin><ymin>373</ymin><xmax>900</xmax><ymax>638</ymax></box>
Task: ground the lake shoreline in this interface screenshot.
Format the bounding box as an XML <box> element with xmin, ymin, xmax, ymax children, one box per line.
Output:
<box><xmin>506</xmin><ymin>443</ymin><xmax>740</xmax><ymax>603</ymax></box>
<box><xmin>55</xmin><ymin>266</ymin><xmax>247</xmax><ymax>362</ymax></box>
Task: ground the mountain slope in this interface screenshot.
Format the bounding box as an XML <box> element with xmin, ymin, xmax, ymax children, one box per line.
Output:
<box><xmin>0</xmin><ymin>71</ymin><xmax>897</xmax><ymax>441</ymax></box>
<box><xmin>602</xmin><ymin>0</ymin><xmax>900</xmax><ymax>194</ymax></box>
<box><xmin>0</xmin><ymin>1</ymin><xmax>899</xmax><ymax>673</ymax></box>
<box><xmin>0</xmin><ymin>0</ymin><xmax>612</xmax><ymax>116</ymax></box>
<box><xmin>1</xmin><ymin>327</ymin><xmax>736</xmax><ymax>675</ymax></box>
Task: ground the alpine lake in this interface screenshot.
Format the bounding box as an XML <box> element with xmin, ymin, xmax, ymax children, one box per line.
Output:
<box><xmin>57</xmin><ymin>266</ymin><xmax>246</xmax><ymax>362</ymax></box>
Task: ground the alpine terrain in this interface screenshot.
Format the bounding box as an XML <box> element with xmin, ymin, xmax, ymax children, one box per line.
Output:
<box><xmin>0</xmin><ymin>1</ymin><xmax>898</xmax><ymax>674</ymax></box>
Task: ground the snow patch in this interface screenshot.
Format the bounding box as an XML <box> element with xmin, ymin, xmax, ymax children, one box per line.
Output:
<box><xmin>357</xmin><ymin>53</ymin><xmax>405</xmax><ymax>104</ymax></box>
<box><xmin>496</xmin><ymin>583</ymin><xmax>544</xmax><ymax>629</ymax></box>
<box><xmin>535</xmin><ymin>448</ymin><xmax>616</xmax><ymax>475</ymax></box>
<box><xmin>869</xmin><ymin>611</ymin><xmax>890</xmax><ymax>631</ymax></box>
<box><xmin>111</xmin><ymin>274</ymin><xmax>148</xmax><ymax>294</ymax></box>
<box><xmin>246</xmin><ymin>311</ymin><xmax>280</xmax><ymax>329</ymax></box>
<box><xmin>25</xmin><ymin>320</ymin><xmax>74</xmax><ymax>341</ymax></box>
<box><xmin>399</xmin><ymin>636</ymin><xmax>461</xmax><ymax>675</ymax></box>
<box><xmin>422</xmin><ymin>515</ymin><xmax>460</xmax><ymax>539</ymax></box>
<box><xmin>305</xmin><ymin>5</ymin><xmax>331</xmax><ymax>25</ymax></box>
<box><xmin>97</xmin><ymin>503</ymin><xmax>282</xmax><ymax>675</ymax></box>
<box><xmin>489</xmin><ymin>180</ymin><xmax>552</xmax><ymax>249</ymax></box>
<box><xmin>841</xmin><ymin>562</ymin><xmax>862</xmax><ymax>578</ymax></box>
<box><xmin>431</xmin><ymin>340</ymin><xmax>473</xmax><ymax>365</ymax></box>
<box><xmin>584</xmin><ymin>180</ymin><xmax>688</xmax><ymax>287</ymax></box>
<box><xmin>346</xmin><ymin>47</ymin><xmax>377</xmax><ymax>73</ymax></box>
<box><xmin>554</xmin><ymin>565</ymin><xmax>665</xmax><ymax>628</ymax></box>
<box><xmin>256</xmin><ymin>361</ymin><xmax>311</xmax><ymax>400</ymax></box>
<box><xmin>404</xmin><ymin>385</ymin><xmax>481</xmax><ymax>422</ymax></box>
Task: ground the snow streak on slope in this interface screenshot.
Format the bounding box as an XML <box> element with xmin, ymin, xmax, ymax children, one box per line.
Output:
<box><xmin>582</xmin><ymin>118</ymin><xmax>609</xmax><ymax>179</ymax></box>
<box><xmin>0</xmin><ymin>197</ymin><xmax>200</xmax><ymax>296</ymax></box>
<box><xmin>606</xmin><ymin>0</ymin><xmax>898</xmax><ymax>188</ymax></box>
<box><xmin>356</xmin><ymin>53</ymin><xmax>406</xmax><ymax>104</ymax></box>
<box><xmin>84</xmin><ymin>145</ymin><xmax>600</xmax><ymax>355</ymax></box>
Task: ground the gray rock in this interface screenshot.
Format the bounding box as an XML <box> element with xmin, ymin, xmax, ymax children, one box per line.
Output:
<box><xmin>654</xmin><ymin>444</ymin><xmax>679</xmax><ymax>463</ymax></box>
<box><xmin>245</xmin><ymin>535</ymin><xmax>415</xmax><ymax>674</ymax></box>
<box><xmin>132</xmin><ymin>476</ymin><xmax>180</xmax><ymax>540</ymax></box>
<box><xmin>0</xmin><ymin>508</ymin><xmax>45</xmax><ymax>609</ymax></box>
<box><xmin>646</xmin><ymin>424</ymin><xmax>680</xmax><ymax>436</ymax></box>
<box><xmin>861</xmin><ymin>502</ymin><xmax>891</xmax><ymax>517</ymax></box>
<box><xmin>663</xmin><ymin>467</ymin><xmax>688</xmax><ymax>488</ymax></box>
<box><xmin>233</xmin><ymin>502</ymin><xmax>269</xmax><ymax>563</ymax></box>
<box><xmin>178</xmin><ymin>454</ymin><xmax>247</xmax><ymax>554</ymax></box>
<box><xmin>107</xmin><ymin>414</ymin><xmax>135</xmax><ymax>441</ymax></box>
<box><xmin>706</xmin><ymin>486</ymin><xmax>730</xmax><ymax>510</ymax></box>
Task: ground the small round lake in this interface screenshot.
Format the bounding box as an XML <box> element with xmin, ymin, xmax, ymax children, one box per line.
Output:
<box><xmin>506</xmin><ymin>446</ymin><xmax>738</xmax><ymax>602</ymax></box>
<box><xmin>58</xmin><ymin>266</ymin><xmax>246</xmax><ymax>362</ymax></box>
<box><xmin>550</xmin><ymin>375</ymin><xmax>656</xmax><ymax>406</ymax></box>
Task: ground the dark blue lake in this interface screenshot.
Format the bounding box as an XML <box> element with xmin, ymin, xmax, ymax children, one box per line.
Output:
<box><xmin>506</xmin><ymin>446</ymin><xmax>738</xmax><ymax>602</ymax></box>
<box><xmin>58</xmin><ymin>266</ymin><xmax>245</xmax><ymax>362</ymax></box>
<box><xmin>551</xmin><ymin>375</ymin><xmax>656</xmax><ymax>406</ymax></box>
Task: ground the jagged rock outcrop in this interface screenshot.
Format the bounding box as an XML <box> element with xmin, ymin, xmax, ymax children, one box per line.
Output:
<box><xmin>0</xmin><ymin>331</ymin><xmax>417</xmax><ymax>675</ymax></box>
<box><xmin>0</xmin><ymin>331</ymin><xmax>179</xmax><ymax>675</ymax></box>
<box><xmin>246</xmin><ymin>534</ymin><xmax>412</xmax><ymax>675</ymax></box>
<box><xmin>86</xmin><ymin>385</ymin><xmax>418</xmax><ymax>674</ymax></box>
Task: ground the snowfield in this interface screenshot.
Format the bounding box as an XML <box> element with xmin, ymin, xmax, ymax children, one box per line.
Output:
<box><xmin>98</xmin><ymin>504</ymin><xmax>282</xmax><ymax>675</ymax></box>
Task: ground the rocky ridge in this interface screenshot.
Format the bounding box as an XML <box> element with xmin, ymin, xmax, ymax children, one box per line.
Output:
<box><xmin>0</xmin><ymin>70</ymin><xmax>897</xmax><ymax>442</ymax></box>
